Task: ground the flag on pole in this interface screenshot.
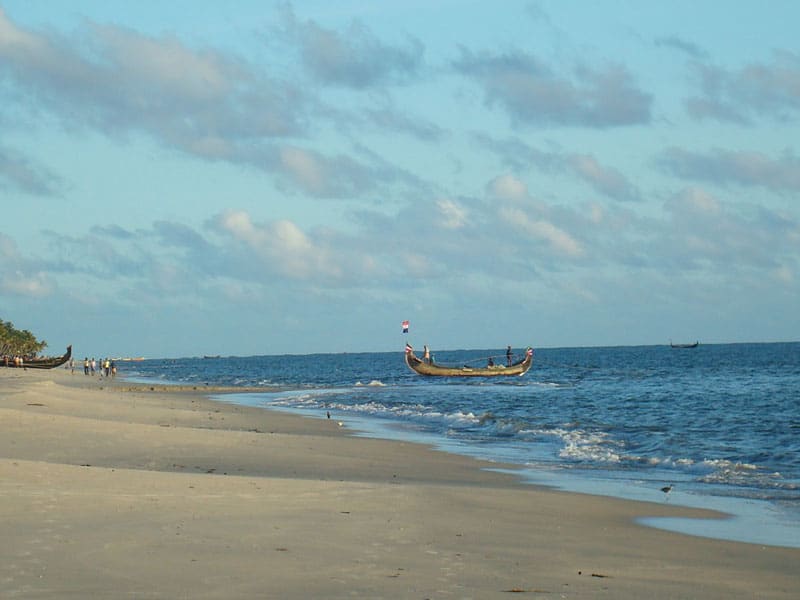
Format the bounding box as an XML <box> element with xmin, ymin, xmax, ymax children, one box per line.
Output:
<box><xmin>401</xmin><ymin>320</ymin><xmax>409</xmax><ymax>333</ymax></box>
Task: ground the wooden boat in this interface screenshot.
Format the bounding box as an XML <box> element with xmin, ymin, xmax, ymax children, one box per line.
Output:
<box><xmin>670</xmin><ymin>341</ymin><xmax>699</xmax><ymax>348</ymax></box>
<box><xmin>2</xmin><ymin>345</ymin><xmax>72</xmax><ymax>369</ymax></box>
<box><xmin>405</xmin><ymin>345</ymin><xmax>533</xmax><ymax>377</ymax></box>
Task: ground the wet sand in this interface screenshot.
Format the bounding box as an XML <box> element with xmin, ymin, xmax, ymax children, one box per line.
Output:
<box><xmin>1</xmin><ymin>367</ymin><xmax>798</xmax><ymax>598</ymax></box>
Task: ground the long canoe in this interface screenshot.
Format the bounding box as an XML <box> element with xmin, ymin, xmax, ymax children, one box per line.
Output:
<box><xmin>405</xmin><ymin>345</ymin><xmax>533</xmax><ymax>377</ymax></box>
<box><xmin>670</xmin><ymin>341</ymin><xmax>699</xmax><ymax>348</ymax></box>
<box><xmin>2</xmin><ymin>345</ymin><xmax>72</xmax><ymax>369</ymax></box>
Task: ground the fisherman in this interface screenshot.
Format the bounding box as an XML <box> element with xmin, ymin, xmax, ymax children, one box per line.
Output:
<box><xmin>506</xmin><ymin>345</ymin><xmax>513</xmax><ymax>366</ymax></box>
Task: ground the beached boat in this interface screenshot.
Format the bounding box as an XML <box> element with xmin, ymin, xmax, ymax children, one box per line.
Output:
<box><xmin>405</xmin><ymin>344</ymin><xmax>533</xmax><ymax>377</ymax></box>
<box><xmin>2</xmin><ymin>345</ymin><xmax>72</xmax><ymax>369</ymax></box>
<box><xmin>670</xmin><ymin>341</ymin><xmax>699</xmax><ymax>348</ymax></box>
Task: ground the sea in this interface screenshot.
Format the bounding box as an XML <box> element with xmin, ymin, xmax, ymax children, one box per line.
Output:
<box><xmin>120</xmin><ymin>342</ymin><xmax>800</xmax><ymax>549</ymax></box>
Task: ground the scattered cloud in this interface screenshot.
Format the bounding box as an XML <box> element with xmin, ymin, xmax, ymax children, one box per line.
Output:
<box><xmin>1</xmin><ymin>4</ymin><xmax>798</xmax><ymax>351</ymax></box>
<box><xmin>210</xmin><ymin>210</ymin><xmax>374</xmax><ymax>285</ymax></box>
<box><xmin>0</xmin><ymin>233</ymin><xmax>53</xmax><ymax>297</ymax></box>
<box><xmin>0</xmin><ymin>8</ymin><xmax>307</xmax><ymax>141</ymax></box>
<box><xmin>90</xmin><ymin>224</ymin><xmax>135</xmax><ymax>240</ymax></box>
<box><xmin>0</xmin><ymin>145</ymin><xmax>62</xmax><ymax>196</ymax></box>
<box><xmin>279</xmin><ymin>5</ymin><xmax>423</xmax><ymax>88</ymax></box>
<box><xmin>501</xmin><ymin>206</ymin><xmax>584</xmax><ymax>258</ymax></box>
<box><xmin>0</xmin><ymin>8</ymin><xmax>433</xmax><ymax>201</ymax></box>
<box><xmin>0</xmin><ymin>8</ymin><xmax>313</xmax><ymax>180</ymax></box>
<box><xmin>655</xmin><ymin>36</ymin><xmax>708</xmax><ymax>60</ymax></box>
<box><xmin>5</xmin><ymin>172</ymin><xmax>798</xmax><ymax>343</ymax></box>
<box><xmin>454</xmin><ymin>48</ymin><xmax>652</xmax><ymax>128</ymax></box>
<box><xmin>565</xmin><ymin>154</ymin><xmax>641</xmax><ymax>202</ymax></box>
<box><xmin>0</xmin><ymin>272</ymin><xmax>51</xmax><ymax>297</ymax></box>
<box><xmin>488</xmin><ymin>174</ymin><xmax>529</xmax><ymax>202</ymax></box>
<box><xmin>275</xmin><ymin>146</ymin><xmax>376</xmax><ymax>198</ymax></box>
<box><xmin>436</xmin><ymin>198</ymin><xmax>468</xmax><ymax>229</ymax></box>
<box><xmin>658</xmin><ymin>147</ymin><xmax>800</xmax><ymax>193</ymax></box>
<box><xmin>659</xmin><ymin>186</ymin><xmax>799</xmax><ymax>272</ymax></box>
<box><xmin>686</xmin><ymin>51</ymin><xmax>800</xmax><ymax>123</ymax></box>
<box><xmin>478</xmin><ymin>135</ymin><xmax>641</xmax><ymax>202</ymax></box>
<box><xmin>363</xmin><ymin>106</ymin><xmax>444</xmax><ymax>142</ymax></box>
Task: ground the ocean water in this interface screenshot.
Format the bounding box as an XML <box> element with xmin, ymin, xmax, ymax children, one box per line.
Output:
<box><xmin>121</xmin><ymin>342</ymin><xmax>800</xmax><ymax>548</ymax></box>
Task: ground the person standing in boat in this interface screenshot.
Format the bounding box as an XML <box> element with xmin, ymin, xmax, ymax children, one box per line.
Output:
<box><xmin>423</xmin><ymin>345</ymin><xmax>431</xmax><ymax>364</ymax></box>
<box><xmin>506</xmin><ymin>345</ymin><xmax>513</xmax><ymax>366</ymax></box>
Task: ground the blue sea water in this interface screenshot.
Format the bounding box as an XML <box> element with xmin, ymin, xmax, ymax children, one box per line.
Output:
<box><xmin>121</xmin><ymin>342</ymin><xmax>800</xmax><ymax>548</ymax></box>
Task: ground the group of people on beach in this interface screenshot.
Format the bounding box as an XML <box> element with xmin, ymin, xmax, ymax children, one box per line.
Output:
<box><xmin>2</xmin><ymin>355</ymin><xmax>26</xmax><ymax>367</ymax></box>
<box><xmin>80</xmin><ymin>357</ymin><xmax>116</xmax><ymax>377</ymax></box>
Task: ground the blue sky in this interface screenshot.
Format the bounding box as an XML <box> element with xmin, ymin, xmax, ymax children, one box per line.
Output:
<box><xmin>2</xmin><ymin>1</ymin><xmax>798</xmax><ymax>357</ymax></box>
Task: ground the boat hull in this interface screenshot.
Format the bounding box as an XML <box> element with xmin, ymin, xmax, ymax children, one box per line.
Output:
<box><xmin>2</xmin><ymin>345</ymin><xmax>72</xmax><ymax>369</ymax></box>
<box><xmin>405</xmin><ymin>346</ymin><xmax>533</xmax><ymax>377</ymax></box>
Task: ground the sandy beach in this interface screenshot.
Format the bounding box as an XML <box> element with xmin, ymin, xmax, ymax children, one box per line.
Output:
<box><xmin>1</xmin><ymin>367</ymin><xmax>797</xmax><ymax>599</ymax></box>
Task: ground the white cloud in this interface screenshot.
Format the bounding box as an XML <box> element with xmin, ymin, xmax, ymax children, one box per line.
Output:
<box><xmin>279</xmin><ymin>147</ymin><xmax>327</xmax><ymax>195</ymax></box>
<box><xmin>436</xmin><ymin>198</ymin><xmax>468</xmax><ymax>229</ymax></box>
<box><xmin>0</xmin><ymin>271</ymin><xmax>51</xmax><ymax>297</ymax></box>
<box><xmin>215</xmin><ymin>210</ymin><xmax>339</xmax><ymax>281</ymax></box>
<box><xmin>774</xmin><ymin>265</ymin><xmax>793</xmax><ymax>284</ymax></box>
<box><xmin>479</xmin><ymin>137</ymin><xmax>640</xmax><ymax>202</ymax></box>
<box><xmin>668</xmin><ymin>187</ymin><xmax>721</xmax><ymax>216</ymax></box>
<box><xmin>501</xmin><ymin>207</ymin><xmax>584</xmax><ymax>258</ymax></box>
<box><xmin>567</xmin><ymin>154</ymin><xmax>640</xmax><ymax>202</ymax></box>
<box><xmin>0</xmin><ymin>9</ymin><xmax>306</xmax><ymax>165</ymax></box>
<box><xmin>0</xmin><ymin>8</ymin><xmax>44</xmax><ymax>56</ymax></box>
<box><xmin>488</xmin><ymin>174</ymin><xmax>529</xmax><ymax>201</ymax></box>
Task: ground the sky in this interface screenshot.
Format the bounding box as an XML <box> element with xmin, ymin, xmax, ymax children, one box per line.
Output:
<box><xmin>1</xmin><ymin>1</ymin><xmax>799</xmax><ymax>358</ymax></box>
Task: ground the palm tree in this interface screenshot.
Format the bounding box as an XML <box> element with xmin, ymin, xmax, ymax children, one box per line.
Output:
<box><xmin>0</xmin><ymin>319</ymin><xmax>47</xmax><ymax>356</ymax></box>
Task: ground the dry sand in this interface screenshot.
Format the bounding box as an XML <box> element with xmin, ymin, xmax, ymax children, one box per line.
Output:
<box><xmin>1</xmin><ymin>367</ymin><xmax>797</xmax><ymax>599</ymax></box>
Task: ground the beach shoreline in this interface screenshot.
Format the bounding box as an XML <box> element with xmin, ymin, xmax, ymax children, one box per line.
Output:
<box><xmin>2</xmin><ymin>367</ymin><xmax>798</xmax><ymax>598</ymax></box>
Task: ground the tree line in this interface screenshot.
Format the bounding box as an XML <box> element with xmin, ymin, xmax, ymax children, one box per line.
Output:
<box><xmin>0</xmin><ymin>319</ymin><xmax>47</xmax><ymax>357</ymax></box>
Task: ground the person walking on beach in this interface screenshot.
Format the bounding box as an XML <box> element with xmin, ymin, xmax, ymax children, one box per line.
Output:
<box><xmin>84</xmin><ymin>357</ymin><xmax>89</xmax><ymax>375</ymax></box>
<box><xmin>90</xmin><ymin>358</ymin><xmax>96</xmax><ymax>375</ymax></box>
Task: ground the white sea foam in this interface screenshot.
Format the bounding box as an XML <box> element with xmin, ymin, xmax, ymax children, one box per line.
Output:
<box><xmin>523</xmin><ymin>427</ymin><xmax>627</xmax><ymax>464</ymax></box>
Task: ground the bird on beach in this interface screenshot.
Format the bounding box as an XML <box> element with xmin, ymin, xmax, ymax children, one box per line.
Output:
<box><xmin>661</xmin><ymin>484</ymin><xmax>673</xmax><ymax>500</ymax></box>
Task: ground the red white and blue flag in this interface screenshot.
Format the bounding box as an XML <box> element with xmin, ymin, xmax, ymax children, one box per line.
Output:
<box><xmin>402</xmin><ymin>320</ymin><xmax>409</xmax><ymax>333</ymax></box>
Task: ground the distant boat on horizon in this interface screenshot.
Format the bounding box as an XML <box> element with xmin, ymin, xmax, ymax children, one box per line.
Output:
<box><xmin>670</xmin><ymin>340</ymin><xmax>699</xmax><ymax>348</ymax></box>
<box><xmin>203</xmin><ymin>355</ymin><xmax>221</xmax><ymax>359</ymax></box>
